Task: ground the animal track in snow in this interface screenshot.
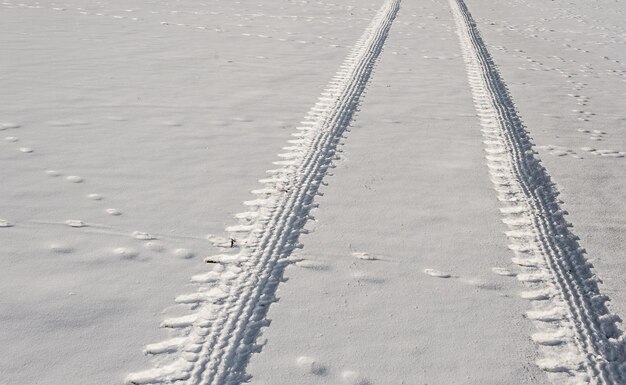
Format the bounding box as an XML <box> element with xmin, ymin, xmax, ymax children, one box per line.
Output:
<box><xmin>65</xmin><ymin>220</ymin><xmax>87</xmax><ymax>228</ymax></box>
<box><xmin>48</xmin><ymin>119</ymin><xmax>87</xmax><ymax>127</ymax></box>
<box><xmin>352</xmin><ymin>251</ymin><xmax>378</xmax><ymax>260</ymax></box>
<box><xmin>132</xmin><ymin>231</ymin><xmax>156</xmax><ymax>240</ymax></box>
<box><xmin>174</xmin><ymin>248</ymin><xmax>194</xmax><ymax>259</ymax></box>
<box><xmin>114</xmin><ymin>247</ymin><xmax>139</xmax><ymax>260</ymax></box>
<box><xmin>206</xmin><ymin>234</ymin><xmax>237</xmax><ymax>248</ymax></box>
<box><xmin>144</xmin><ymin>241</ymin><xmax>165</xmax><ymax>252</ymax></box>
<box><xmin>126</xmin><ymin>2</ymin><xmax>401</xmax><ymax>382</ymax></box>
<box><xmin>463</xmin><ymin>278</ymin><xmax>503</xmax><ymax>291</ymax></box>
<box><xmin>531</xmin><ymin>331</ymin><xmax>569</xmax><ymax>346</ymax></box>
<box><xmin>0</xmin><ymin>122</ymin><xmax>20</xmax><ymax>130</ymax></box>
<box><xmin>341</xmin><ymin>370</ymin><xmax>372</xmax><ymax>385</ymax></box>
<box><xmin>296</xmin><ymin>356</ymin><xmax>327</xmax><ymax>376</ymax></box>
<box><xmin>537</xmin><ymin>145</ymin><xmax>580</xmax><ymax>159</ymax></box>
<box><xmin>526</xmin><ymin>308</ymin><xmax>566</xmax><ymax>322</ymax></box>
<box><xmin>66</xmin><ymin>175</ymin><xmax>84</xmax><ymax>183</ymax></box>
<box><xmin>295</xmin><ymin>259</ymin><xmax>330</xmax><ymax>271</ymax></box>
<box><xmin>492</xmin><ymin>267</ymin><xmax>517</xmax><ymax>276</ymax></box>
<box><xmin>0</xmin><ymin>219</ymin><xmax>14</xmax><ymax>227</ymax></box>
<box><xmin>423</xmin><ymin>268</ymin><xmax>451</xmax><ymax>278</ymax></box>
<box><xmin>592</xmin><ymin>149</ymin><xmax>624</xmax><ymax>158</ymax></box>
<box><xmin>87</xmin><ymin>193</ymin><xmax>103</xmax><ymax>200</ymax></box>
<box><xmin>49</xmin><ymin>243</ymin><xmax>74</xmax><ymax>254</ymax></box>
<box><xmin>571</xmin><ymin>108</ymin><xmax>594</xmax><ymax>122</ymax></box>
<box><xmin>20</xmin><ymin>1</ymin><xmax>334</xmax><ymax>49</ymax></box>
<box><xmin>588</xmin><ymin>129</ymin><xmax>605</xmax><ymax>141</ymax></box>
<box><xmin>19</xmin><ymin>147</ymin><xmax>33</xmax><ymax>153</ymax></box>
<box><xmin>106</xmin><ymin>208</ymin><xmax>122</xmax><ymax>216</ymax></box>
<box><xmin>539</xmin><ymin>141</ymin><xmax>623</xmax><ymax>160</ymax></box>
<box><xmin>5</xmin><ymin>136</ymin><xmax>18</xmax><ymax>142</ymax></box>
<box><xmin>46</xmin><ymin>170</ymin><xmax>61</xmax><ymax>177</ymax></box>
<box><xmin>352</xmin><ymin>271</ymin><xmax>386</xmax><ymax>284</ymax></box>
<box><xmin>581</xmin><ymin>147</ymin><xmax>625</xmax><ymax>158</ymax></box>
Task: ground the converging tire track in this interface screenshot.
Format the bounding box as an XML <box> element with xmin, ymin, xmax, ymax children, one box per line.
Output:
<box><xmin>449</xmin><ymin>0</ymin><xmax>626</xmax><ymax>383</ymax></box>
<box><xmin>126</xmin><ymin>1</ymin><xmax>400</xmax><ymax>384</ymax></box>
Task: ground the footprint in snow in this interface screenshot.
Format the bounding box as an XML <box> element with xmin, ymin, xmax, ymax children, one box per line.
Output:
<box><xmin>46</xmin><ymin>170</ymin><xmax>61</xmax><ymax>177</ymax></box>
<box><xmin>341</xmin><ymin>370</ymin><xmax>372</xmax><ymax>385</ymax></box>
<box><xmin>0</xmin><ymin>219</ymin><xmax>14</xmax><ymax>228</ymax></box>
<box><xmin>296</xmin><ymin>356</ymin><xmax>327</xmax><ymax>376</ymax></box>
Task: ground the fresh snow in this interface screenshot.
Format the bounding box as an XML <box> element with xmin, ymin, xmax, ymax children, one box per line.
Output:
<box><xmin>1</xmin><ymin>0</ymin><xmax>625</xmax><ymax>384</ymax></box>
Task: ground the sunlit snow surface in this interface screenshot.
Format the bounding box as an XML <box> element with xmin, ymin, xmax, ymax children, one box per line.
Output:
<box><xmin>0</xmin><ymin>0</ymin><xmax>378</xmax><ymax>383</ymax></box>
<box><xmin>1</xmin><ymin>0</ymin><xmax>625</xmax><ymax>384</ymax></box>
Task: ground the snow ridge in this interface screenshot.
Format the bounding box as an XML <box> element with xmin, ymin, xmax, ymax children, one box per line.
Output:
<box><xmin>125</xmin><ymin>1</ymin><xmax>400</xmax><ymax>384</ymax></box>
<box><xmin>449</xmin><ymin>0</ymin><xmax>626</xmax><ymax>383</ymax></box>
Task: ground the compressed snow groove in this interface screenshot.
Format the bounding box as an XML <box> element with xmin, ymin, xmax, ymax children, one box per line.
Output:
<box><xmin>449</xmin><ymin>0</ymin><xmax>626</xmax><ymax>383</ymax></box>
<box><xmin>126</xmin><ymin>1</ymin><xmax>400</xmax><ymax>384</ymax></box>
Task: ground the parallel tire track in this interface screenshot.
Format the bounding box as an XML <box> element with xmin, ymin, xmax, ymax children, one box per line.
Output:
<box><xmin>126</xmin><ymin>1</ymin><xmax>400</xmax><ymax>384</ymax></box>
<box><xmin>449</xmin><ymin>0</ymin><xmax>626</xmax><ymax>383</ymax></box>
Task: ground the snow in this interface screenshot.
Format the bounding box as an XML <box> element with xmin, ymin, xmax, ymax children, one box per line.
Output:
<box><xmin>0</xmin><ymin>1</ymin><xmax>376</xmax><ymax>383</ymax></box>
<box><xmin>245</xmin><ymin>2</ymin><xmax>550</xmax><ymax>383</ymax></box>
<box><xmin>1</xmin><ymin>0</ymin><xmax>625</xmax><ymax>384</ymax></box>
<box><xmin>466</xmin><ymin>0</ymin><xmax>626</xmax><ymax>323</ymax></box>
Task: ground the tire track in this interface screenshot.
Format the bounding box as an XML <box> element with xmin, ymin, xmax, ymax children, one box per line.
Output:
<box><xmin>448</xmin><ymin>0</ymin><xmax>625</xmax><ymax>383</ymax></box>
<box><xmin>126</xmin><ymin>1</ymin><xmax>400</xmax><ymax>384</ymax></box>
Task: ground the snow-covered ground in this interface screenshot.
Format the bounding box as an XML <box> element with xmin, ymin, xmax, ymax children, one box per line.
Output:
<box><xmin>0</xmin><ymin>1</ymin><xmax>377</xmax><ymax>383</ymax></box>
<box><xmin>1</xmin><ymin>0</ymin><xmax>624</xmax><ymax>384</ymax></box>
<box><xmin>468</xmin><ymin>0</ymin><xmax>626</xmax><ymax>320</ymax></box>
